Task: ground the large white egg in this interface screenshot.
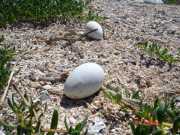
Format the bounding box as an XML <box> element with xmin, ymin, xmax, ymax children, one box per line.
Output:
<box><xmin>64</xmin><ymin>63</ymin><xmax>105</xmax><ymax>99</ymax></box>
<box><xmin>144</xmin><ymin>0</ymin><xmax>163</xmax><ymax>4</ymax></box>
<box><xmin>86</xmin><ymin>21</ymin><xmax>103</xmax><ymax>40</ymax></box>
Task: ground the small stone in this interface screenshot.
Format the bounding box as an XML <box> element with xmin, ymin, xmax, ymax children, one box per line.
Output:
<box><xmin>87</xmin><ymin>117</ymin><xmax>106</xmax><ymax>135</ymax></box>
<box><xmin>167</xmin><ymin>26</ymin><xmax>177</xmax><ymax>34</ymax></box>
<box><xmin>86</xmin><ymin>21</ymin><xmax>103</xmax><ymax>40</ymax></box>
<box><xmin>69</xmin><ymin>116</ymin><xmax>76</xmax><ymax>124</ymax></box>
<box><xmin>0</xmin><ymin>130</ymin><xmax>5</xmax><ymax>135</ymax></box>
<box><xmin>39</xmin><ymin>90</ymin><xmax>51</xmax><ymax>103</ymax></box>
<box><xmin>42</xmin><ymin>85</ymin><xmax>52</xmax><ymax>90</ymax></box>
<box><xmin>173</xmin><ymin>18</ymin><xmax>180</xmax><ymax>23</ymax></box>
<box><xmin>30</xmin><ymin>81</ymin><xmax>41</xmax><ymax>88</ymax></box>
<box><xmin>175</xmin><ymin>96</ymin><xmax>180</xmax><ymax>102</ymax></box>
<box><xmin>176</xmin><ymin>102</ymin><xmax>180</xmax><ymax>108</ymax></box>
<box><xmin>175</xmin><ymin>96</ymin><xmax>180</xmax><ymax>108</ymax></box>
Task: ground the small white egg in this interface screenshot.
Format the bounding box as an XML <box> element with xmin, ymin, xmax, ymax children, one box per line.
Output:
<box><xmin>64</xmin><ymin>63</ymin><xmax>105</xmax><ymax>99</ymax></box>
<box><xmin>86</xmin><ymin>21</ymin><xmax>103</xmax><ymax>40</ymax></box>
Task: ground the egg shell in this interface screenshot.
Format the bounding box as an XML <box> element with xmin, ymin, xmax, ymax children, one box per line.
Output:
<box><xmin>86</xmin><ymin>21</ymin><xmax>103</xmax><ymax>40</ymax></box>
<box><xmin>64</xmin><ymin>63</ymin><xmax>105</xmax><ymax>99</ymax></box>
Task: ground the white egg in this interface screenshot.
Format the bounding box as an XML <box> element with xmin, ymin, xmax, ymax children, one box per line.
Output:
<box><xmin>144</xmin><ymin>0</ymin><xmax>163</xmax><ymax>4</ymax></box>
<box><xmin>64</xmin><ymin>63</ymin><xmax>105</xmax><ymax>99</ymax></box>
<box><xmin>86</xmin><ymin>21</ymin><xmax>103</xmax><ymax>40</ymax></box>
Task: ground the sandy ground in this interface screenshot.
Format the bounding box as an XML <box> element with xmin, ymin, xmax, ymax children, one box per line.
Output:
<box><xmin>0</xmin><ymin>0</ymin><xmax>180</xmax><ymax>134</ymax></box>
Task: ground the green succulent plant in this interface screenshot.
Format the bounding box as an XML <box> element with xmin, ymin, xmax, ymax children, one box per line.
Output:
<box><xmin>0</xmin><ymin>92</ymin><xmax>59</xmax><ymax>135</ymax></box>
<box><xmin>0</xmin><ymin>85</ymin><xmax>88</xmax><ymax>135</ymax></box>
<box><xmin>137</xmin><ymin>41</ymin><xmax>179</xmax><ymax>65</ymax></box>
<box><xmin>104</xmin><ymin>87</ymin><xmax>180</xmax><ymax>135</ymax></box>
<box><xmin>64</xmin><ymin>116</ymin><xmax>88</xmax><ymax>135</ymax></box>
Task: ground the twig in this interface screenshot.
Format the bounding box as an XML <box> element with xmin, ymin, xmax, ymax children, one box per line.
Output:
<box><xmin>82</xmin><ymin>28</ymin><xmax>98</xmax><ymax>37</ymax></box>
<box><xmin>48</xmin><ymin>89</ymin><xmax>63</xmax><ymax>95</ymax></box>
<box><xmin>0</xmin><ymin>69</ymin><xmax>14</xmax><ymax>106</ymax></box>
<box><xmin>12</xmin><ymin>84</ymin><xmax>30</xmax><ymax>106</ymax></box>
<box><xmin>42</xmin><ymin>128</ymin><xmax>67</xmax><ymax>133</ymax></box>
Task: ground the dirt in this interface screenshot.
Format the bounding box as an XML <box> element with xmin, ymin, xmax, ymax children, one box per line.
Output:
<box><xmin>0</xmin><ymin>0</ymin><xmax>180</xmax><ymax>134</ymax></box>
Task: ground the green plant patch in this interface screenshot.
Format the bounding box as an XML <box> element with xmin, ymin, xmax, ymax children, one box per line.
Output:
<box><xmin>0</xmin><ymin>0</ymin><xmax>94</xmax><ymax>27</ymax></box>
<box><xmin>64</xmin><ymin>116</ymin><xmax>87</xmax><ymax>135</ymax></box>
<box><xmin>137</xmin><ymin>41</ymin><xmax>179</xmax><ymax>65</ymax></box>
<box><xmin>1</xmin><ymin>86</ymin><xmax>88</xmax><ymax>134</ymax></box>
<box><xmin>164</xmin><ymin>0</ymin><xmax>178</xmax><ymax>4</ymax></box>
<box><xmin>3</xmin><ymin>93</ymin><xmax>59</xmax><ymax>135</ymax></box>
<box><xmin>81</xmin><ymin>10</ymin><xmax>107</xmax><ymax>22</ymax></box>
<box><xmin>104</xmin><ymin>88</ymin><xmax>180</xmax><ymax>135</ymax></box>
<box><xmin>0</xmin><ymin>36</ymin><xmax>14</xmax><ymax>90</ymax></box>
